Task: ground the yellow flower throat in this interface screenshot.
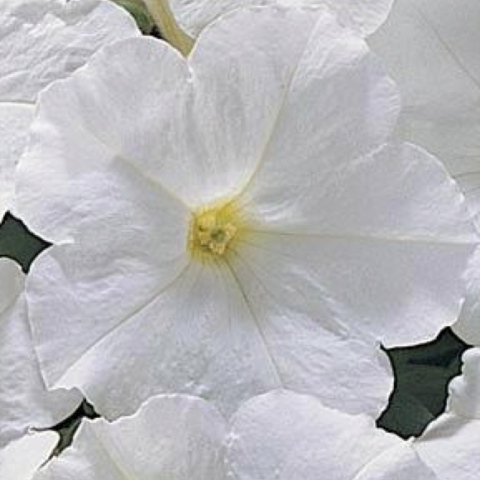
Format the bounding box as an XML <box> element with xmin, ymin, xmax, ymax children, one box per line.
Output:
<box><xmin>188</xmin><ymin>201</ymin><xmax>242</xmax><ymax>261</ymax></box>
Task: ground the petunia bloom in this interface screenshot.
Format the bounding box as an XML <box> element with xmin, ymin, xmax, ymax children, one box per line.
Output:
<box><xmin>0</xmin><ymin>259</ymin><xmax>80</xmax><ymax>448</ymax></box>
<box><xmin>35</xmin><ymin>395</ymin><xmax>226</xmax><ymax>480</ymax></box>
<box><xmin>35</xmin><ymin>391</ymin><xmax>436</xmax><ymax>480</ymax></box>
<box><xmin>369</xmin><ymin>0</ymin><xmax>480</xmax><ymax>344</ymax></box>
<box><xmin>0</xmin><ymin>431</ymin><xmax>59</xmax><ymax>480</ymax></box>
<box><xmin>164</xmin><ymin>0</ymin><xmax>394</xmax><ymax>39</ymax></box>
<box><xmin>414</xmin><ymin>348</ymin><xmax>480</xmax><ymax>480</ymax></box>
<box><xmin>227</xmin><ymin>390</ymin><xmax>437</xmax><ymax>480</ymax></box>
<box><xmin>0</xmin><ymin>0</ymin><xmax>140</xmax><ymax>219</ymax></box>
<box><xmin>17</xmin><ymin>6</ymin><xmax>476</xmax><ymax>420</ymax></box>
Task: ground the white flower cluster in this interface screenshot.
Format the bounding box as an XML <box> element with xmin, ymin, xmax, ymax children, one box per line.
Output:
<box><xmin>0</xmin><ymin>0</ymin><xmax>479</xmax><ymax>478</ymax></box>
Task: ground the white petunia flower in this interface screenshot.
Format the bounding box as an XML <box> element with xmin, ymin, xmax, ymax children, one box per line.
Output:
<box><xmin>162</xmin><ymin>0</ymin><xmax>394</xmax><ymax>39</ymax></box>
<box><xmin>35</xmin><ymin>391</ymin><xmax>437</xmax><ymax>480</ymax></box>
<box><xmin>369</xmin><ymin>0</ymin><xmax>480</xmax><ymax>344</ymax></box>
<box><xmin>0</xmin><ymin>258</ymin><xmax>80</xmax><ymax>448</ymax></box>
<box><xmin>0</xmin><ymin>431</ymin><xmax>59</xmax><ymax>480</ymax></box>
<box><xmin>369</xmin><ymin>0</ymin><xmax>480</xmax><ymax>182</ymax></box>
<box><xmin>35</xmin><ymin>395</ymin><xmax>227</xmax><ymax>480</ymax></box>
<box><xmin>414</xmin><ymin>348</ymin><xmax>480</xmax><ymax>480</ymax></box>
<box><xmin>16</xmin><ymin>6</ymin><xmax>476</xmax><ymax>420</ymax></box>
<box><xmin>0</xmin><ymin>0</ymin><xmax>140</xmax><ymax>219</ymax></box>
<box><xmin>227</xmin><ymin>390</ymin><xmax>437</xmax><ymax>480</ymax></box>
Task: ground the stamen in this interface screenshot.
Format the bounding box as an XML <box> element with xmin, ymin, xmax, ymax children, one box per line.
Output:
<box><xmin>188</xmin><ymin>201</ymin><xmax>241</xmax><ymax>261</ymax></box>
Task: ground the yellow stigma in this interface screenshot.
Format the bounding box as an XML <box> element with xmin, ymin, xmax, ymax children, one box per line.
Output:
<box><xmin>188</xmin><ymin>201</ymin><xmax>241</xmax><ymax>261</ymax></box>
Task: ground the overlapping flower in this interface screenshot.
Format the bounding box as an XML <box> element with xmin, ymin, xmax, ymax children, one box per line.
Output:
<box><xmin>413</xmin><ymin>349</ymin><xmax>480</xmax><ymax>480</ymax></box>
<box><xmin>369</xmin><ymin>0</ymin><xmax>480</xmax><ymax>344</ymax></box>
<box><xmin>166</xmin><ymin>0</ymin><xmax>394</xmax><ymax>38</ymax></box>
<box><xmin>1</xmin><ymin>0</ymin><xmax>479</xmax><ymax>478</ymax></box>
<box><xmin>30</xmin><ymin>391</ymin><xmax>438</xmax><ymax>480</ymax></box>
<box><xmin>0</xmin><ymin>0</ymin><xmax>140</xmax><ymax>218</ymax></box>
<box><xmin>15</xmin><ymin>5</ymin><xmax>477</xmax><ymax>422</ymax></box>
<box><xmin>0</xmin><ymin>259</ymin><xmax>79</xmax><ymax>448</ymax></box>
<box><xmin>0</xmin><ymin>0</ymin><xmax>141</xmax><ymax>448</ymax></box>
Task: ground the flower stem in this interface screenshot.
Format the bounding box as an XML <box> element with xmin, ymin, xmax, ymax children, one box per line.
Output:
<box><xmin>143</xmin><ymin>0</ymin><xmax>194</xmax><ymax>56</ymax></box>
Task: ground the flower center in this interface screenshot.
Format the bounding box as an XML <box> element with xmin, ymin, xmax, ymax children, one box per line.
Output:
<box><xmin>188</xmin><ymin>201</ymin><xmax>241</xmax><ymax>261</ymax></box>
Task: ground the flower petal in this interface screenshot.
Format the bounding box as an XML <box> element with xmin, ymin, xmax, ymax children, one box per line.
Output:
<box><xmin>414</xmin><ymin>348</ymin><xmax>480</xmax><ymax>480</ymax></box>
<box><xmin>187</xmin><ymin>5</ymin><xmax>321</xmax><ymax>204</ymax></box>
<box><xmin>369</xmin><ymin>0</ymin><xmax>480</xmax><ymax>345</ymax></box>
<box><xmin>0</xmin><ymin>431</ymin><xmax>58</xmax><ymax>480</ymax></box>
<box><xmin>227</xmin><ymin>251</ymin><xmax>393</xmax><ymax>416</ymax></box>
<box><xmin>226</xmin><ymin>390</ymin><xmax>436</xmax><ymax>480</ymax></box>
<box><xmin>27</xmin><ymin>240</ymin><xmax>391</xmax><ymax>418</ymax></box>
<box><xmin>189</xmin><ymin>4</ymin><xmax>398</xmax><ymax>202</ymax></box>
<box><xmin>0</xmin><ymin>259</ymin><xmax>80</xmax><ymax>448</ymax></box>
<box><xmin>454</xmin><ymin>247</ymin><xmax>480</xmax><ymax>345</ymax></box>
<box><xmin>36</xmin><ymin>395</ymin><xmax>226</xmax><ymax>480</ymax></box>
<box><xmin>169</xmin><ymin>0</ymin><xmax>393</xmax><ymax>38</ymax></box>
<box><xmin>0</xmin><ymin>104</ymin><xmax>33</xmax><ymax>218</ymax></box>
<box><xmin>1</xmin><ymin>0</ymin><xmax>139</xmax><ymax>219</ymax></box>
<box><xmin>0</xmin><ymin>0</ymin><xmax>140</xmax><ymax>103</ymax></box>
<box><xmin>27</xmin><ymin>254</ymin><xmax>277</xmax><ymax>417</ymax></box>
<box><xmin>235</xmin><ymin>36</ymin><xmax>399</xmax><ymax>219</ymax></box>
<box><xmin>17</xmin><ymin>45</ymin><xmax>192</xmax><ymax>243</ymax></box>
<box><xmin>240</xmin><ymin>143</ymin><xmax>476</xmax><ymax>346</ymax></box>
<box><xmin>24</xmin><ymin>162</ymin><xmax>191</xmax><ymax>401</ymax></box>
<box><xmin>16</xmin><ymin>36</ymin><xmax>203</xmax><ymax>241</ymax></box>
<box><xmin>369</xmin><ymin>0</ymin><xmax>480</xmax><ymax>189</ymax></box>
<box><xmin>17</xmin><ymin>6</ymin><xmax>398</xmax><ymax>238</ymax></box>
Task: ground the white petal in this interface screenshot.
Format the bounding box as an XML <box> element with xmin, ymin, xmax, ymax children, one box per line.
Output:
<box><xmin>27</xmin><ymin>240</ymin><xmax>391</xmax><ymax>419</ymax></box>
<box><xmin>0</xmin><ymin>104</ymin><xmax>33</xmax><ymax>218</ymax></box>
<box><xmin>0</xmin><ymin>0</ymin><xmax>140</xmax><ymax>103</ymax></box>
<box><xmin>231</xmin><ymin>11</ymin><xmax>399</xmax><ymax>212</ymax></box>
<box><xmin>1</xmin><ymin>0</ymin><xmax>139</xmax><ymax>218</ymax></box>
<box><xmin>17</xmin><ymin>49</ymin><xmax>192</xmax><ymax>244</ymax></box>
<box><xmin>0</xmin><ymin>259</ymin><xmax>80</xmax><ymax>448</ymax></box>
<box><xmin>24</xmin><ymin>163</ymin><xmax>191</xmax><ymax>396</ymax></box>
<box><xmin>226</xmin><ymin>390</ymin><xmax>436</xmax><ymax>480</ymax></box>
<box><xmin>0</xmin><ymin>431</ymin><xmax>58</xmax><ymax>480</ymax></box>
<box><xmin>454</xmin><ymin>247</ymin><xmax>480</xmax><ymax>345</ymax></box>
<box><xmin>228</xmin><ymin>250</ymin><xmax>393</xmax><ymax>416</ymax></box>
<box><xmin>36</xmin><ymin>395</ymin><xmax>226</xmax><ymax>480</ymax></box>
<box><xmin>369</xmin><ymin>0</ymin><xmax>480</xmax><ymax>191</ymax></box>
<box><xmin>414</xmin><ymin>349</ymin><xmax>480</xmax><ymax>480</ymax></box>
<box><xmin>373</xmin><ymin>0</ymin><xmax>480</xmax><ymax>347</ymax></box>
<box><xmin>27</xmin><ymin>254</ymin><xmax>282</xmax><ymax>418</ymax></box>
<box><xmin>17</xmin><ymin>6</ymin><xmax>398</xmax><ymax>242</ymax></box>
<box><xmin>0</xmin><ymin>257</ymin><xmax>24</xmax><ymax>314</ymax></box>
<box><xmin>446</xmin><ymin>348</ymin><xmax>480</xmax><ymax>419</ymax></box>
<box><xmin>187</xmin><ymin>6</ymin><xmax>321</xmax><ymax>204</ymax></box>
<box><xmin>169</xmin><ymin>0</ymin><xmax>393</xmax><ymax>38</ymax></box>
<box><xmin>16</xmin><ymin>36</ymin><xmax>201</xmax><ymax>242</ymax></box>
<box><xmin>240</xmin><ymin>143</ymin><xmax>476</xmax><ymax>346</ymax></box>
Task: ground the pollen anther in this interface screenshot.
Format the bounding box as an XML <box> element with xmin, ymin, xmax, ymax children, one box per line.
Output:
<box><xmin>188</xmin><ymin>201</ymin><xmax>241</xmax><ymax>261</ymax></box>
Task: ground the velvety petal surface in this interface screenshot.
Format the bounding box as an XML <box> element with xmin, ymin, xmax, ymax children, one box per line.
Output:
<box><xmin>36</xmin><ymin>395</ymin><xmax>226</xmax><ymax>480</ymax></box>
<box><xmin>239</xmin><ymin>143</ymin><xmax>476</xmax><ymax>347</ymax></box>
<box><xmin>169</xmin><ymin>0</ymin><xmax>393</xmax><ymax>38</ymax></box>
<box><xmin>226</xmin><ymin>390</ymin><xmax>437</xmax><ymax>480</ymax></box>
<box><xmin>0</xmin><ymin>259</ymin><xmax>80</xmax><ymax>448</ymax></box>
<box><xmin>0</xmin><ymin>431</ymin><xmax>58</xmax><ymax>480</ymax></box>
<box><xmin>414</xmin><ymin>348</ymin><xmax>480</xmax><ymax>480</ymax></box>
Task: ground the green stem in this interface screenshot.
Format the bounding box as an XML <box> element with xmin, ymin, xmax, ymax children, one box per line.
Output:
<box><xmin>143</xmin><ymin>0</ymin><xmax>194</xmax><ymax>56</ymax></box>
